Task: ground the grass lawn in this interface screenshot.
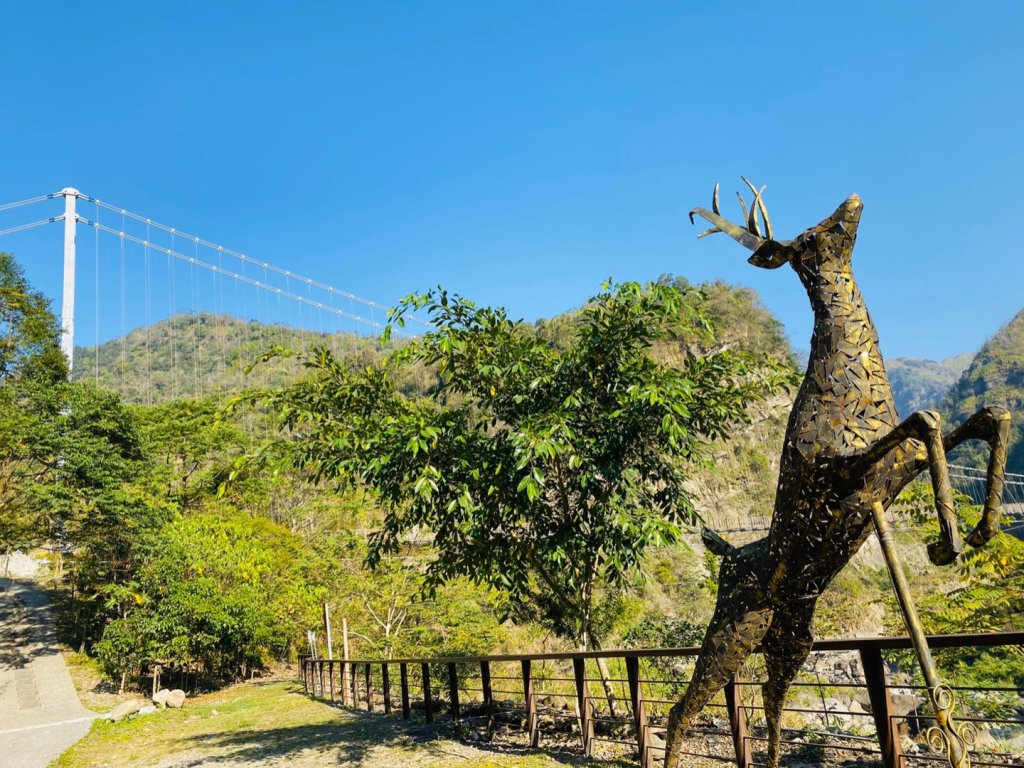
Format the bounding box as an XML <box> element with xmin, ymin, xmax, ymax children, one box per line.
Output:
<box><xmin>51</xmin><ymin>679</ymin><xmax>631</xmax><ymax>768</ymax></box>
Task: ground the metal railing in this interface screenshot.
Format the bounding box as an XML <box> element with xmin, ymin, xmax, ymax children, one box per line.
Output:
<box><xmin>299</xmin><ymin>631</ymin><xmax>1024</xmax><ymax>767</ymax></box>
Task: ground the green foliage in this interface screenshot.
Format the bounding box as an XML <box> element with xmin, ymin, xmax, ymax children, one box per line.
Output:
<box><xmin>96</xmin><ymin>511</ymin><xmax>326</xmax><ymax>682</ymax></box>
<box><xmin>942</xmin><ymin>308</ymin><xmax>1024</xmax><ymax>473</ymax></box>
<box><xmin>134</xmin><ymin>397</ymin><xmax>247</xmax><ymax>508</ymax></box>
<box><xmin>254</xmin><ymin>280</ymin><xmax>795</xmax><ymax>649</ymax></box>
<box><xmin>621</xmin><ymin>614</ymin><xmax>704</xmax><ymax>650</ymax></box>
<box><xmin>0</xmin><ymin>251</ymin><xmax>68</xmax><ymax>553</ymax></box>
<box><xmin>0</xmin><ymin>251</ymin><xmax>67</xmax><ymax>385</ymax></box>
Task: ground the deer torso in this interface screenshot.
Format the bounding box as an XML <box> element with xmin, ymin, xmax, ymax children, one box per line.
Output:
<box><xmin>756</xmin><ymin>200</ymin><xmax>921</xmax><ymax>601</ymax></box>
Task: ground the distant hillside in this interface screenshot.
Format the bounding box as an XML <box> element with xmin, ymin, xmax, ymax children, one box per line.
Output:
<box><xmin>73</xmin><ymin>314</ymin><xmax>387</xmax><ymax>404</ymax></box>
<box><xmin>942</xmin><ymin>309</ymin><xmax>1024</xmax><ymax>474</ymax></box>
<box><xmin>75</xmin><ymin>282</ymin><xmax>797</xmax><ymax>523</ymax></box>
<box><xmin>887</xmin><ymin>354</ymin><xmax>972</xmax><ymax>418</ymax></box>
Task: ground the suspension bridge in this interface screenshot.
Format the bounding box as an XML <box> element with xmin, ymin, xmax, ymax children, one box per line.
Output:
<box><xmin>0</xmin><ymin>187</ymin><xmax>430</xmax><ymax>403</ymax></box>
<box><xmin>2</xmin><ymin>187</ymin><xmax>1023</xmax><ymax>526</ymax></box>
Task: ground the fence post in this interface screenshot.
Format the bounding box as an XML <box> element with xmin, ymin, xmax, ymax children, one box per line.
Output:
<box><xmin>447</xmin><ymin>662</ymin><xmax>461</xmax><ymax>725</ymax></box>
<box><xmin>572</xmin><ymin>657</ymin><xmax>593</xmax><ymax>757</ymax></box>
<box><xmin>382</xmin><ymin>662</ymin><xmax>392</xmax><ymax>714</ymax></box>
<box><xmin>400</xmin><ymin>663</ymin><xmax>411</xmax><ymax>719</ymax></box>
<box><xmin>521</xmin><ymin>659</ymin><xmax>539</xmax><ymax>747</ymax></box>
<box><xmin>301</xmin><ymin>658</ymin><xmax>308</xmax><ymax>693</ymax></box>
<box><xmin>481</xmin><ymin>660</ymin><xmax>494</xmax><ymax>738</ymax></box>
<box><xmin>861</xmin><ymin>646</ymin><xmax>905</xmax><ymax>768</ymax></box>
<box><xmin>365</xmin><ymin>664</ymin><xmax>373</xmax><ymax>711</ymax></box>
<box><xmin>350</xmin><ymin>660</ymin><xmax>357</xmax><ymax>706</ymax></box>
<box><xmin>724</xmin><ymin>674</ymin><xmax>752</xmax><ymax>768</ymax></box>
<box><xmin>329</xmin><ymin>660</ymin><xmax>335</xmax><ymax>702</ymax></box>
<box><xmin>626</xmin><ymin>655</ymin><xmax>652</xmax><ymax>768</ymax></box>
<box><xmin>422</xmin><ymin>663</ymin><xmax>433</xmax><ymax>723</ymax></box>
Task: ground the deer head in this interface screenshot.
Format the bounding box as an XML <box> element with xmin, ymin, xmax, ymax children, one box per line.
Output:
<box><xmin>689</xmin><ymin>179</ymin><xmax>863</xmax><ymax>274</ymax></box>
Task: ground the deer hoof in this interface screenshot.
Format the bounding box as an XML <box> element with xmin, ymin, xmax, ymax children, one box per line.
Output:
<box><xmin>927</xmin><ymin>540</ymin><xmax>960</xmax><ymax>566</ymax></box>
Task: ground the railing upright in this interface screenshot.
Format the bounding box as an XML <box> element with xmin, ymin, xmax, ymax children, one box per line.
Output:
<box><xmin>447</xmin><ymin>663</ymin><xmax>461</xmax><ymax>725</ymax></box>
<box><xmin>723</xmin><ymin>674</ymin><xmax>752</xmax><ymax>768</ymax></box>
<box><xmin>480</xmin><ymin>660</ymin><xmax>494</xmax><ymax>738</ymax></box>
<box><xmin>572</xmin><ymin>657</ymin><xmax>594</xmax><ymax>756</ymax></box>
<box><xmin>422</xmin><ymin>663</ymin><xmax>433</xmax><ymax>723</ymax></box>
<box><xmin>382</xmin><ymin>662</ymin><xmax>392</xmax><ymax>715</ymax></box>
<box><xmin>365</xmin><ymin>664</ymin><xmax>373</xmax><ymax>711</ymax></box>
<box><xmin>625</xmin><ymin>655</ymin><xmax>653</xmax><ymax>768</ymax></box>
<box><xmin>860</xmin><ymin>646</ymin><xmax>905</xmax><ymax>768</ymax></box>
<box><xmin>400</xmin><ymin>662</ymin><xmax>411</xmax><ymax>720</ymax></box>
<box><xmin>522</xmin><ymin>659</ymin><xmax>539</xmax><ymax>747</ymax></box>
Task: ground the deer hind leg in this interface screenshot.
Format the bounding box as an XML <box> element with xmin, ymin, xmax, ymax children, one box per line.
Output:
<box><xmin>864</xmin><ymin>410</ymin><xmax>962</xmax><ymax>565</ymax></box>
<box><xmin>761</xmin><ymin>601</ymin><xmax>815</xmax><ymax>768</ymax></box>
<box><xmin>664</xmin><ymin>549</ymin><xmax>772</xmax><ymax>768</ymax></box>
<box><xmin>941</xmin><ymin>405</ymin><xmax>1012</xmax><ymax>547</ymax></box>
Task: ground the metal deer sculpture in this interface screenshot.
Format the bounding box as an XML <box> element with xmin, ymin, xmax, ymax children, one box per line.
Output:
<box><xmin>663</xmin><ymin>181</ymin><xmax>1012</xmax><ymax>768</ymax></box>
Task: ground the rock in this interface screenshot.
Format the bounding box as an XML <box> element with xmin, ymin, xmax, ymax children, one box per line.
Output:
<box><xmin>890</xmin><ymin>693</ymin><xmax>923</xmax><ymax>717</ymax></box>
<box><xmin>166</xmin><ymin>689</ymin><xmax>186</xmax><ymax>708</ymax></box>
<box><xmin>152</xmin><ymin>688</ymin><xmax>171</xmax><ymax>707</ymax></box>
<box><xmin>108</xmin><ymin>699</ymin><xmax>147</xmax><ymax>722</ymax></box>
<box><xmin>848</xmin><ymin>699</ymin><xmax>868</xmax><ymax>716</ymax></box>
<box><xmin>972</xmin><ymin>727</ymin><xmax>997</xmax><ymax>750</ymax></box>
<box><xmin>138</xmin><ymin>705</ymin><xmax>157</xmax><ymax>715</ymax></box>
<box><xmin>210</xmin><ymin>709</ymin><xmax>219</xmax><ymax>717</ymax></box>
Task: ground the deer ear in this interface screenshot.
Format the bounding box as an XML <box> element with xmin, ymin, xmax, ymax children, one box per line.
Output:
<box><xmin>747</xmin><ymin>240</ymin><xmax>797</xmax><ymax>269</ymax></box>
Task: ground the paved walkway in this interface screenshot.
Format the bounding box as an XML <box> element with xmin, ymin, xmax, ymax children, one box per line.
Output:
<box><xmin>0</xmin><ymin>578</ymin><xmax>98</xmax><ymax>768</ymax></box>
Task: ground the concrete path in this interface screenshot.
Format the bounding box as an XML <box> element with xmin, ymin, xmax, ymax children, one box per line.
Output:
<box><xmin>0</xmin><ymin>578</ymin><xmax>98</xmax><ymax>768</ymax></box>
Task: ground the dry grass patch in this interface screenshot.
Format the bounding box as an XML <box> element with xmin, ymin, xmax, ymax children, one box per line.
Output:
<box><xmin>51</xmin><ymin>679</ymin><xmax>630</xmax><ymax>768</ymax></box>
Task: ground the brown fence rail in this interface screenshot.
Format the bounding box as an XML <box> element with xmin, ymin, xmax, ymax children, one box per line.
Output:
<box><xmin>299</xmin><ymin>632</ymin><xmax>1024</xmax><ymax>767</ymax></box>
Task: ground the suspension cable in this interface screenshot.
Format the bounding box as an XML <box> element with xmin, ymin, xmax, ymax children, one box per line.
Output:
<box><xmin>78</xmin><ymin>193</ymin><xmax>426</xmax><ymax>327</ymax></box>
<box><xmin>76</xmin><ymin>216</ymin><xmax>410</xmax><ymax>334</ymax></box>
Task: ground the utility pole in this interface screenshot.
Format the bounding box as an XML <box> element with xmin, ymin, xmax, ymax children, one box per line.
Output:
<box><xmin>60</xmin><ymin>188</ymin><xmax>79</xmax><ymax>374</ymax></box>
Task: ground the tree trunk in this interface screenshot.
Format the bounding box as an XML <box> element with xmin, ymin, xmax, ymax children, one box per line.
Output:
<box><xmin>584</xmin><ymin>628</ymin><xmax>619</xmax><ymax>719</ymax></box>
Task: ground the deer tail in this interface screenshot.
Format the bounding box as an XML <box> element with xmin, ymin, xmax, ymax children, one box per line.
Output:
<box><xmin>701</xmin><ymin>527</ymin><xmax>737</xmax><ymax>557</ymax></box>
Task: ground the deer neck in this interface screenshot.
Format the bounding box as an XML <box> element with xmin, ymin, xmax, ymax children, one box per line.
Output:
<box><xmin>796</xmin><ymin>257</ymin><xmax>895</xmax><ymax>410</ymax></box>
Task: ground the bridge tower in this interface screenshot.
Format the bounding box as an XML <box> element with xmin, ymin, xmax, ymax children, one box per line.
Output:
<box><xmin>60</xmin><ymin>187</ymin><xmax>78</xmax><ymax>373</ymax></box>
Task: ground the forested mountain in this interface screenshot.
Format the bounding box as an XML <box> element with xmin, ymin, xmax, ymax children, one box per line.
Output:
<box><xmin>72</xmin><ymin>279</ymin><xmax>797</xmax><ymax>529</ymax></box>
<box><xmin>72</xmin><ymin>314</ymin><xmax>385</xmax><ymax>404</ymax></box>
<box><xmin>75</xmin><ymin>276</ymin><xmax>796</xmax><ymax>406</ymax></box>
<box><xmin>887</xmin><ymin>354</ymin><xmax>973</xmax><ymax>417</ymax></box>
<box><xmin>942</xmin><ymin>308</ymin><xmax>1024</xmax><ymax>473</ymax></box>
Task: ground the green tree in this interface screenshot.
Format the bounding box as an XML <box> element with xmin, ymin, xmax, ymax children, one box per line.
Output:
<box><xmin>96</xmin><ymin>510</ymin><xmax>327</xmax><ymax>685</ymax></box>
<box><xmin>0</xmin><ymin>250</ymin><xmax>67</xmax><ymax>557</ymax></box>
<box><xmin>134</xmin><ymin>397</ymin><xmax>248</xmax><ymax>509</ymax></box>
<box><xmin>255</xmin><ymin>280</ymin><xmax>793</xmax><ymax>656</ymax></box>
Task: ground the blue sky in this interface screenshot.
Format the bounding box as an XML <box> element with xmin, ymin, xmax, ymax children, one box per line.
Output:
<box><xmin>1</xmin><ymin>2</ymin><xmax>1023</xmax><ymax>359</ymax></box>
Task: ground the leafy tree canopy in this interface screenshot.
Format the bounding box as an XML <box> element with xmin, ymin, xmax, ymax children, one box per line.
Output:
<box><xmin>253</xmin><ymin>280</ymin><xmax>795</xmax><ymax>648</ymax></box>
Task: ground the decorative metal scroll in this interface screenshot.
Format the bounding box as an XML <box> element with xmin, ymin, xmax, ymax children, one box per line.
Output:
<box><xmin>662</xmin><ymin>180</ymin><xmax>1012</xmax><ymax>768</ymax></box>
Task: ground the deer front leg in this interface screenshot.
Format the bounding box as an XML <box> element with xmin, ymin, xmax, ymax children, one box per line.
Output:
<box><xmin>865</xmin><ymin>410</ymin><xmax>962</xmax><ymax>565</ymax></box>
<box><xmin>941</xmin><ymin>405</ymin><xmax>1012</xmax><ymax>548</ymax></box>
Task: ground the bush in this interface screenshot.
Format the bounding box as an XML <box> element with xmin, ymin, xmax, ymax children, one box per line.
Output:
<box><xmin>96</xmin><ymin>510</ymin><xmax>326</xmax><ymax>685</ymax></box>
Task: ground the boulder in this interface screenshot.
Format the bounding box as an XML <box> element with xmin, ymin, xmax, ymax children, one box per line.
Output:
<box><xmin>166</xmin><ymin>689</ymin><xmax>186</xmax><ymax>708</ymax></box>
<box><xmin>108</xmin><ymin>699</ymin><xmax>147</xmax><ymax>722</ymax></box>
<box><xmin>152</xmin><ymin>688</ymin><xmax>171</xmax><ymax>707</ymax></box>
<box><xmin>138</xmin><ymin>705</ymin><xmax>158</xmax><ymax>715</ymax></box>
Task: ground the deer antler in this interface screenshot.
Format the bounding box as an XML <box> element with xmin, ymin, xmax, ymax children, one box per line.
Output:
<box><xmin>690</xmin><ymin>178</ymin><xmax>794</xmax><ymax>268</ymax></box>
<box><xmin>690</xmin><ymin>178</ymin><xmax>774</xmax><ymax>245</ymax></box>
